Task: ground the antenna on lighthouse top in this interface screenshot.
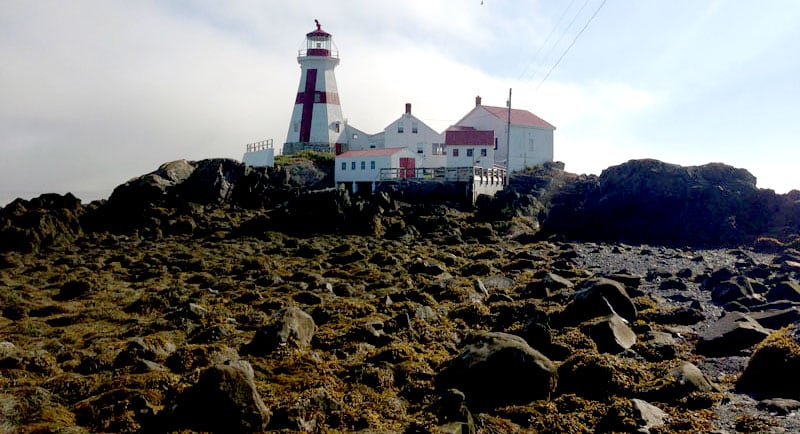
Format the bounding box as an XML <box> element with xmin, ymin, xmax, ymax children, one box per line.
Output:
<box><xmin>315</xmin><ymin>19</ymin><xmax>321</xmax><ymax>31</ymax></box>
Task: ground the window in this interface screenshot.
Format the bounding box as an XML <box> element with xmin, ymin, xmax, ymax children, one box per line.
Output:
<box><xmin>370</xmin><ymin>161</ymin><xmax>375</xmax><ymax>170</ymax></box>
<box><xmin>433</xmin><ymin>143</ymin><xmax>444</xmax><ymax>155</ymax></box>
<box><xmin>360</xmin><ymin>161</ymin><xmax>366</xmax><ymax>170</ymax></box>
<box><xmin>352</xmin><ymin>133</ymin><xmax>358</xmax><ymax>139</ymax></box>
<box><xmin>412</xmin><ymin>122</ymin><xmax>418</xmax><ymax>134</ymax></box>
<box><xmin>466</xmin><ymin>149</ymin><xmax>474</xmax><ymax>157</ymax></box>
<box><xmin>341</xmin><ymin>162</ymin><xmax>346</xmax><ymax>170</ymax></box>
<box><xmin>481</xmin><ymin>148</ymin><xmax>487</xmax><ymax>157</ymax></box>
<box><xmin>351</xmin><ymin>161</ymin><xmax>356</xmax><ymax>170</ymax></box>
<box><xmin>294</xmin><ymin>122</ymin><xmax>299</xmax><ymax>133</ymax></box>
<box><xmin>398</xmin><ymin>123</ymin><xmax>404</xmax><ymax>133</ymax></box>
<box><xmin>417</xmin><ymin>143</ymin><xmax>424</xmax><ymax>154</ymax></box>
<box><xmin>494</xmin><ymin>138</ymin><xmax>498</xmax><ymax>150</ymax></box>
<box><xmin>452</xmin><ymin>148</ymin><xmax>459</xmax><ymax>157</ymax></box>
<box><xmin>335</xmin><ymin>122</ymin><xmax>340</xmax><ymax>133</ymax></box>
<box><xmin>528</xmin><ymin>138</ymin><xmax>535</xmax><ymax>152</ymax></box>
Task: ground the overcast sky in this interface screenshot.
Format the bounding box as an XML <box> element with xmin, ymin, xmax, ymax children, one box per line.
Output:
<box><xmin>2</xmin><ymin>0</ymin><xmax>799</xmax><ymax>205</ymax></box>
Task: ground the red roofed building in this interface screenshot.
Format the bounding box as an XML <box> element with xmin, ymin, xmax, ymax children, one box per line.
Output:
<box><xmin>444</xmin><ymin>126</ymin><xmax>496</xmax><ymax>169</ymax></box>
<box><xmin>453</xmin><ymin>96</ymin><xmax>555</xmax><ymax>172</ymax></box>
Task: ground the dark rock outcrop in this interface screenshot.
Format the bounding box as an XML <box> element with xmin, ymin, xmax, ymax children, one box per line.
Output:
<box><xmin>0</xmin><ymin>193</ymin><xmax>85</xmax><ymax>252</ymax></box>
<box><xmin>539</xmin><ymin>159</ymin><xmax>780</xmax><ymax>246</ymax></box>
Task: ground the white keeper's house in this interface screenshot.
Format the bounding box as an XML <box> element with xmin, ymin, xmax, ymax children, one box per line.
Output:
<box><xmin>453</xmin><ymin>96</ymin><xmax>555</xmax><ymax>172</ymax></box>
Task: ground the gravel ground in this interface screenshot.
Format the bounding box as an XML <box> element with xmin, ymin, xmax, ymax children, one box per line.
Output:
<box><xmin>573</xmin><ymin>242</ymin><xmax>800</xmax><ymax>433</ymax></box>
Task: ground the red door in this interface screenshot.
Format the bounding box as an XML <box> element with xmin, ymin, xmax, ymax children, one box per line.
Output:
<box><xmin>399</xmin><ymin>157</ymin><xmax>415</xmax><ymax>179</ymax></box>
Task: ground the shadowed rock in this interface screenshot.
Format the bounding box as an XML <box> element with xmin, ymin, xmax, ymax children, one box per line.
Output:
<box><xmin>437</xmin><ymin>332</ymin><xmax>557</xmax><ymax>410</ymax></box>
<box><xmin>159</xmin><ymin>362</ymin><xmax>270</xmax><ymax>433</ymax></box>
<box><xmin>558</xmin><ymin>277</ymin><xmax>637</xmax><ymax>325</ymax></box>
<box><xmin>738</xmin><ymin>323</ymin><xmax>800</xmax><ymax>399</ymax></box>
<box><xmin>695</xmin><ymin>312</ymin><xmax>770</xmax><ymax>357</ymax></box>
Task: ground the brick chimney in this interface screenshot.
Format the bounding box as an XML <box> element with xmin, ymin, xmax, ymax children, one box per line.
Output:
<box><xmin>405</xmin><ymin>103</ymin><xmax>411</xmax><ymax>114</ymax></box>
<box><xmin>475</xmin><ymin>95</ymin><xmax>482</xmax><ymax>106</ymax></box>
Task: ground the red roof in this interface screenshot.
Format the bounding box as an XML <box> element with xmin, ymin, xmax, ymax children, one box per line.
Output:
<box><xmin>337</xmin><ymin>147</ymin><xmax>407</xmax><ymax>158</ymax></box>
<box><xmin>481</xmin><ymin>105</ymin><xmax>555</xmax><ymax>129</ymax></box>
<box><xmin>445</xmin><ymin>129</ymin><xmax>494</xmax><ymax>146</ymax></box>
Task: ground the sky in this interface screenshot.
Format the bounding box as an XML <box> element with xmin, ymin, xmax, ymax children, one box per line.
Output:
<box><xmin>2</xmin><ymin>0</ymin><xmax>800</xmax><ymax>206</ymax></box>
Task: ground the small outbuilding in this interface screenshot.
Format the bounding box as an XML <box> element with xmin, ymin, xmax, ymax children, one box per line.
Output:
<box><xmin>335</xmin><ymin>147</ymin><xmax>418</xmax><ymax>192</ymax></box>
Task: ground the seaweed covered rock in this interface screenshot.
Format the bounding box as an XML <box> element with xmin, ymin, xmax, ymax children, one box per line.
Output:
<box><xmin>737</xmin><ymin>323</ymin><xmax>800</xmax><ymax>399</ymax></box>
<box><xmin>159</xmin><ymin>363</ymin><xmax>270</xmax><ymax>433</ymax></box>
<box><xmin>247</xmin><ymin>307</ymin><xmax>316</xmax><ymax>354</ymax></box>
<box><xmin>437</xmin><ymin>332</ymin><xmax>557</xmax><ymax>410</ymax></box>
<box><xmin>0</xmin><ymin>193</ymin><xmax>85</xmax><ymax>253</ymax></box>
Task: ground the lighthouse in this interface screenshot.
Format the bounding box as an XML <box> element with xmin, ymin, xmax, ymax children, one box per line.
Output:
<box><xmin>284</xmin><ymin>20</ymin><xmax>346</xmax><ymax>155</ymax></box>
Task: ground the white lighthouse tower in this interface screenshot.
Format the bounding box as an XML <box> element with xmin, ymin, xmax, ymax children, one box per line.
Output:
<box><xmin>284</xmin><ymin>20</ymin><xmax>346</xmax><ymax>155</ymax></box>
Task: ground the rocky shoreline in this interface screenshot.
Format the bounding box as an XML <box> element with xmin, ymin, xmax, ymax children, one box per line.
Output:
<box><xmin>1</xmin><ymin>157</ymin><xmax>799</xmax><ymax>433</ymax></box>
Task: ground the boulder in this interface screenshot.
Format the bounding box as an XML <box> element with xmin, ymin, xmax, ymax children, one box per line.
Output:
<box><xmin>583</xmin><ymin>313</ymin><xmax>637</xmax><ymax>354</ymax></box>
<box><xmin>666</xmin><ymin>361</ymin><xmax>719</xmax><ymax>394</ymax></box>
<box><xmin>107</xmin><ymin>159</ymin><xmax>196</xmax><ymax>208</ymax></box>
<box><xmin>749</xmin><ymin>307</ymin><xmax>800</xmax><ymax>330</ymax></box>
<box><xmin>113</xmin><ymin>334</ymin><xmax>178</xmax><ymax>369</ymax></box>
<box><xmin>757</xmin><ymin>398</ymin><xmax>800</xmax><ymax>416</ymax></box>
<box><xmin>631</xmin><ymin>399</ymin><xmax>669</xmax><ymax>433</ymax></box>
<box><xmin>765</xmin><ymin>280</ymin><xmax>800</xmax><ymax>303</ymax></box>
<box><xmin>558</xmin><ymin>278</ymin><xmax>637</xmax><ymax>325</ymax></box>
<box><xmin>161</xmin><ymin>362</ymin><xmax>270</xmax><ymax>433</ymax></box>
<box><xmin>709</xmin><ymin>278</ymin><xmax>760</xmax><ymax>306</ymax></box>
<box><xmin>247</xmin><ymin>307</ymin><xmax>315</xmax><ymax>354</ymax></box>
<box><xmin>524</xmin><ymin>272</ymin><xmax>574</xmax><ymax>298</ymax></box>
<box><xmin>556</xmin><ymin>352</ymin><xmax>634</xmax><ymax>399</ymax></box>
<box><xmin>695</xmin><ymin>311</ymin><xmax>771</xmax><ymax>357</ymax></box>
<box><xmin>737</xmin><ymin>323</ymin><xmax>800</xmax><ymax>399</ymax></box>
<box><xmin>437</xmin><ymin>332</ymin><xmax>557</xmax><ymax>410</ymax></box>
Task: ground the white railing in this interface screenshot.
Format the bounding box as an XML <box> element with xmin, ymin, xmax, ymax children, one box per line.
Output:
<box><xmin>245</xmin><ymin>139</ymin><xmax>273</xmax><ymax>153</ymax></box>
<box><xmin>379</xmin><ymin>166</ymin><xmax>506</xmax><ymax>185</ymax></box>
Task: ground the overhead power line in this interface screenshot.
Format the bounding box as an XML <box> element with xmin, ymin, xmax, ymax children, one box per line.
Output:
<box><xmin>526</xmin><ymin>0</ymin><xmax>593</xmax><ymax>83</ymax></box>
<box><xmin>535</xmin><ymin>0</ymin><xmax>609</xmax><ymax>90</ymax></box>
<box><xmin>518</xmin><ymin>0</ymin><xmax>579</xmax><ymax>80</ymax></box>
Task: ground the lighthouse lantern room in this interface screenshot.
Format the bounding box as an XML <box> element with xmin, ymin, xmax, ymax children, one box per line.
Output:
<box><xmin>284</xmin><ymin>20</ymin><xmax>346</xmax><ymax>155</ymax></box>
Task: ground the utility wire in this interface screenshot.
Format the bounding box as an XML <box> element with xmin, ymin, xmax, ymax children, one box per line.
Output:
<box><xmin>527</xmin><ymin>0</ymin><xmax>593</xmax><ymax>83</ymax></box>
<box><xmin>518</xmin><ymin>0</ymin><xmax>578</xmax><ymax>80</ymax></box>
<box><xmin>535</xmin><ymin>0</ymin><xmax>608</xmax><ymax>90</ymax></box>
